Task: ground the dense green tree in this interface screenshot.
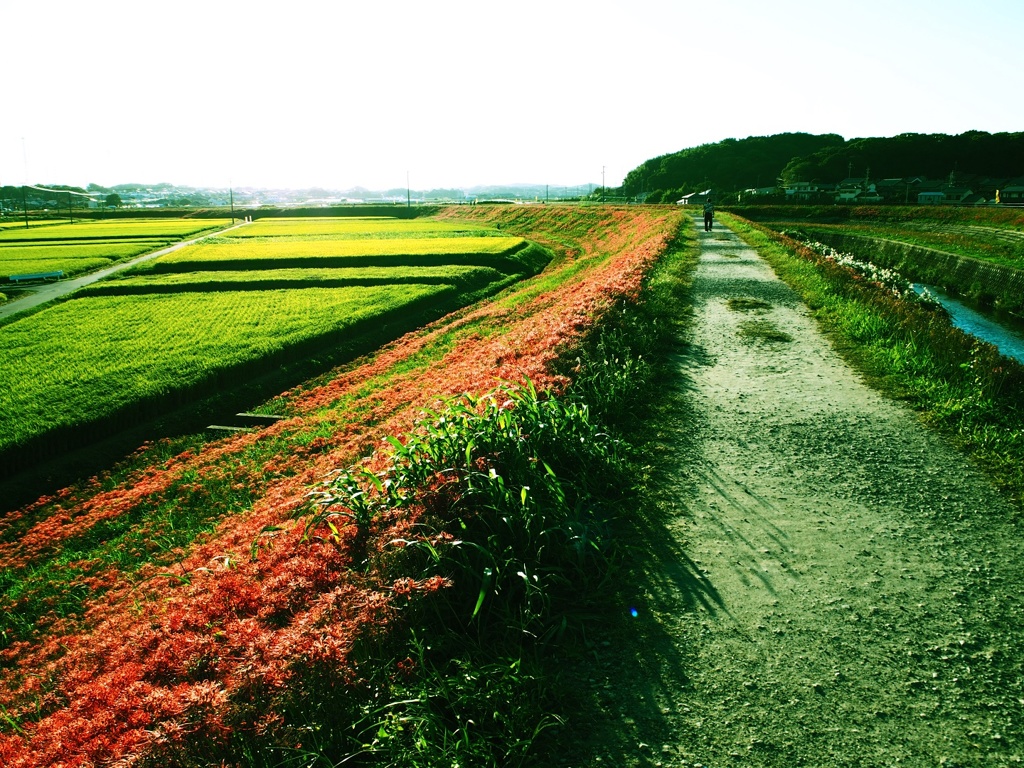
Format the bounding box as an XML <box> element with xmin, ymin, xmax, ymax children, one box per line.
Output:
<box><xmin>623</xmin><ymin>131</ymin><xmax>1024</xmax><ymax>202</ymax></box>
<box><xmin>621</xmin><ymin>133</ymin><xmax>844</xmax><ymax>199</ymax></box>
<box><xmin>779</xmin><ymin>131</ymin><xmax>1024</xmax><ymax>183</ymax></box>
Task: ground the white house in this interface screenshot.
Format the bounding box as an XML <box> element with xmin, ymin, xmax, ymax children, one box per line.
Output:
<box><xmin>677</xmin><ymin>189</ymin><xmax>713</xmax><ymax>206</ymax></box>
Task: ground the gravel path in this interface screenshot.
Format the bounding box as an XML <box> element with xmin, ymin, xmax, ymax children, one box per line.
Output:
<box><xmin>559</xmin><ymin>218</ymin><xmax>1024</xmax><ymax>767</ymax></box>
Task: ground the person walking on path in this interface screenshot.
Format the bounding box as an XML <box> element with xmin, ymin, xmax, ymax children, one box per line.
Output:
<box><xmin>702</xmin><ymin>199</ymin><xmax>714</xmax><ymax>231</ymax></box>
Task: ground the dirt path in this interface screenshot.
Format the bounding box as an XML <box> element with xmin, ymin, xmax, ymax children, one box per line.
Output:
<box><xmin>558</xmin><ymin>218</ymin><xmax>1024</xmax><ymax>767</ymax></box>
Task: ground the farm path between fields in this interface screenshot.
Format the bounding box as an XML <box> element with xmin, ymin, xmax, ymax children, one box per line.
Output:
<box><xmin>556</xmin><ymin>217</ymin><xmax>1024</xmax><ymax>767</ymax></box>
<box><xmin>0</xmin><ymin>220</ymin><xmax>248</xmax><ymax>320</ymax></box>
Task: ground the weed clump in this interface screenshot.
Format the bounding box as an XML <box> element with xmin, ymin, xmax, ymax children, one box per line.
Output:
<box><xmin>727</xmin><ymin>297</ymin><xmax>772</xmax><ymax>312</ymax></box>
<box><xmin>738</xmin><ymin>319</ymin><xmax>793</xmax><ymax>343</ymax></box>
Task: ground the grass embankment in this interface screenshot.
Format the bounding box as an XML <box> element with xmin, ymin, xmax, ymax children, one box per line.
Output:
<box><xmin>732</xmin><ymin>203</ymin><xmax>1024</xmax><ymax>229</ymax></box>
<box><xmin>729</xmin><ymin>205</ymin><xmax>1024</xmax><ymax>310</ymax></box>
<box><xmin>0</xmin><ymin>205</ymin><xmax>687</xmax><ymax>766</ymax></box>
<box><xmin>788</xmin><ymin>221</ymin><xmax>1024</xmax><ymax>270</ymax></box>
<box><xmin>731</xmin><ymin>205</ymin><xmax>1024</xmax><ymax>268</ymax></box>
<box><xmin>722</xmin><ymin>212</ymin><xmax>1024</xmax><ymax>512</ymax></box>
<box><xmin>765</xmin><ymin>217</ymin><xmax>1024</xmax><ymax>315</ymax></box>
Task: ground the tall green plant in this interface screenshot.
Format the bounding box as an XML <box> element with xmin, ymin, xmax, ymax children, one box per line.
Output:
<box><xmin>307</xmin><ymin>379</ymin><xmax>625</xmax><ymax>643</ymax></box>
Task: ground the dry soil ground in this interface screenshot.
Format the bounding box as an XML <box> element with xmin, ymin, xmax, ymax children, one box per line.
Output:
<box><xmin>554</xmin><ymin>218</ymin><xmax>1024</xmax><ymax>767</ymax></box>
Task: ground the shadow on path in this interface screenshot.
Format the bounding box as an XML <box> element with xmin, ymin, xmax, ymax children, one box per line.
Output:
<box><xmin>543</xmin><ymin>220</ymin><xmax>727</xmax><ymax>767</ymax></box>
<box><xmin>546</xmin><ymin>216</ymin><xmax>1024</xmax><ymax>766</ymax></box>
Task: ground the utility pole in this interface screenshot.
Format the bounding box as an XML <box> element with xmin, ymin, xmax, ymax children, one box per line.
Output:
<box><xmin>406</xmin><ymin>171</ymin><xmax>411</xmax><ymax>209</ymax></box>
<box><xmin>602</xmin><ymin>166</ymin><xmax>606</xmax><ymax>201</ymax></box>
<box><xmin>229</xmin><ymin>186</ymin><xmax>235</xmax><ymax>224</ymax></box>
<box><xmin>21</xmin><ymin>137</ymin><xmax>29</xmax><ymax>229</ymax></box>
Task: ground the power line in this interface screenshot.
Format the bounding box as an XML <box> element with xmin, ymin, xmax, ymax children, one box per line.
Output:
<box><xmin>22</xmin><ymin>184</ymin><xmax>96</xmax><ymax>198</ymax></box>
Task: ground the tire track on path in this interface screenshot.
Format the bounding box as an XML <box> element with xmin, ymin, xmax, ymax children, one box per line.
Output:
<box><xmin>559</xmin><ymin>216</ymin><xmax>1024</xmax><ymax>768</ymax></box>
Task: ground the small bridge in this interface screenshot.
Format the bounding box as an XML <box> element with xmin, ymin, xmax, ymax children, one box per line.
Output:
<box><xmin>7</xmin><ymin>271</ymin><xmax>64</xmax><ymax>284</ymax></box>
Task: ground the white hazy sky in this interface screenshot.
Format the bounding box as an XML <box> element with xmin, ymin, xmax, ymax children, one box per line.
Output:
<box><xmin>2</xmin><ymin>0</ymin><xmax>1022</xmax><ymax>191</ymax></box>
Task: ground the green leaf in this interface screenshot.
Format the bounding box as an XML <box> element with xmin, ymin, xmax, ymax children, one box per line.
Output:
<box><xmin>471</xmin><ymin>567</ymin><xmax>494</xmax><ymax>620</ymax></box>
<box><xmin>157</xmin><ymin>572</ymin><xmax>192</xmax><ymax>586</ymax></box>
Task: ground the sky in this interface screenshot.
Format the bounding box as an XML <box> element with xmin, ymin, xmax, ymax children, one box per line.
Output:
<box><xmin>2</xmin><ymin>0</ymin><xmax>1022</xmax><ymax>192</ymax></box>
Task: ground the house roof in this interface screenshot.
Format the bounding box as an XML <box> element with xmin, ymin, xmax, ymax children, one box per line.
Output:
<box><xmin>676</xmin><ymin>189</ymin><xmax>713</xmax><ymax>204</ymax></box>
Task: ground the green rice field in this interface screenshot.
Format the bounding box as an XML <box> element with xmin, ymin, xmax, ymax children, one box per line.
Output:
<box><xmin>0</xmin><ymin>218</ymin><xmax>231</xmax><ymax>280</ymax></box>
<box><xmin>0</xmin><ymin>219</ymin><xmax>229</xmax><ymax>241</ymax></box>
<box><xmin>0</xmin><ymin>242</ymin><xmax>166</xmax><ymax>279</ymax></box>
<box><xmin>225</xmin><ymin>216</ymin><xmax>499</xmax><ymax>239</ymax></box>
<box><xmin>0</xmin><ymin>215</ymin><xmax>550</xmax><ymax>468</ymax></box>
<box><xmin>78</xmin><ymin>265</ymin><xmax>506</xmax><ymax>295</ymax></box>
<box><xmin>147</xmin><ymin>235</ymin><xmax>527</xmax><ymax>269</ymax></box>
<box><xmin>0</xmin><ymin>284</ymin><xmax>449</xmax><ymax>454</ymax></box>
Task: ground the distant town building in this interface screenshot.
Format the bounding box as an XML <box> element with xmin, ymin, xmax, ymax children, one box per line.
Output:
<box><xmin>773</xmin><ymin>172</ymin><xmax>1023</xmax><ymax>206</ymax></box>
<box><xmin>999</xmin><ymin>185</ymin><xmax>1024</xmax><ymax>203</ymax></box>
<box><xmin>676</xmin><ymin>189</ymin><xmax>713</xmax><ymax>205</ymax></box>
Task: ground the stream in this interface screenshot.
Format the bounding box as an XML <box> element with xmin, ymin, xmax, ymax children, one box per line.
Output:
<box><xmin>914</xmin><ymin>284</ymin><xmax>1024</xmax><ymax>364</ymax></box>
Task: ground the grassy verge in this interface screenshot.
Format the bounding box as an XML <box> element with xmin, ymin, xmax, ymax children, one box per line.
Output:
<box><xmin>792</xmin><ymin>222</ymin><xmax>1024</xmax><ymax>268</ymax></box>
<box><xmin>730</xmin><ymin>204</ymin><xmax>1024</xmax><ymax>228</ymax></box>
<box><xmin>721</xmin><ymin>212</ymin><xmax>1024</xmax><ymax>513</ymax></box>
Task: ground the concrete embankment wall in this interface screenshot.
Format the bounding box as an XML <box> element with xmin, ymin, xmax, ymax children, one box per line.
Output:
<box><xmin>806</xmin><ymin>231</ymin><xmax>1024</xmax><ymax>315</ymax></box>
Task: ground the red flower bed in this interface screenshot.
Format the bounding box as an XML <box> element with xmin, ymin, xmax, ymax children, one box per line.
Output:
<box><xmin>0</xmin><ymin>206</ymin><xmax>683</xmax><ymax>766</ymax></box>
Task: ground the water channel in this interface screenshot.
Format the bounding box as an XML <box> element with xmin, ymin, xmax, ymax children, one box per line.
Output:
<box><xmin>914</xmin><ymin>284</ymin><xmax>1024</xmax><ymax>365</ymax></box>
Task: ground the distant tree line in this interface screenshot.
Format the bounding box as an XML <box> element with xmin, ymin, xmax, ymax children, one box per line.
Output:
<box><xmin>779</xmin><ymin>131</ymin><xmax>1024</xmax><ymax>185</ymax></box>
<box><xmin>621</xmin><ymin>133</ymin><xmax>844</xmax><ymax>202</ymax></box>
<box><xmin>621</xmin><ymin>131</ymin><xmax>1024</xmax><ymax>203</ymax></box>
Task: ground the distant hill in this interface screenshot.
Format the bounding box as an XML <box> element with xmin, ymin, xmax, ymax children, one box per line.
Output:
<box><xmin>621</xmin><ymin>133</ymin><xmax>845</xmax><ymax>203</ymax></box>
<box><xmin>623</xmin><ymin>131</ymin><xmax>1024</xmax><ymax>203</ymax></box>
